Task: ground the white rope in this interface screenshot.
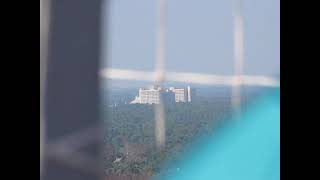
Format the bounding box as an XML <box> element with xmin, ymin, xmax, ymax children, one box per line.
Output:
<box><xmin>154</xmin><ymin>0</ymin><xmax>166</xmax><ymax>148</ymax></box>
<box><xmin>232</xmin><ymin>0</ymin><xmax>245</xmax><ymax>113</ymax></box>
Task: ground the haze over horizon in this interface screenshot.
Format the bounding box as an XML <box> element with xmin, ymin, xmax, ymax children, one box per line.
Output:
<box><xmin>100</xmin><ymin>0</ymin><xmax>280</xmax><ymax>88</ymax></box>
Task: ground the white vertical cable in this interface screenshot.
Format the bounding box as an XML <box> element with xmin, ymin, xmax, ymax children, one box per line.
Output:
<box><xmin>155</xmin><ymin>102</ymin><xmax>166</xmax><ymax>148</ymax></box>
<box><xmin>155</xmin><ymin>0</ymin><xmax>166</xmax><ymax>83</ymax></box>
<box><xmin>40</xmin><ymin>0</ymin><xmax>50</xmax><ymax>176</ymax></box>
<box><xmin>232</xmin><ymin>0</ymin><xmax>244</xmax><ymax>114</ymax></box>
<box><xmin>154</xmin><ymin>0</ymin><xmax>166</xmax><ymax>149</ymax></box>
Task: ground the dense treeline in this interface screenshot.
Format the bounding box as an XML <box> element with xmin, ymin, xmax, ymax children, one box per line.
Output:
<box><xmin>101</xmin><ymin>86</ymin><xmax>272</xmax><ymax>179</ymax></box>
<box><xmin>102</xmin><ymin>100</ymin><xmax>232</xmax><ymax>177</ymax></box>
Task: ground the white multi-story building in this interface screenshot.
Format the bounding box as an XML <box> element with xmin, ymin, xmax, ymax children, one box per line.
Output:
<box><xmin>169</xmin><ymin>87</ymin><xmax>190</xmax><ymax>102</ymax></box>
<box><xmin>130</xmin><ymin>85</ymin><xmax>194</xmax><ymax>104</ymax></box>
<box><xmin>130</xmin><ymin>86</ymin><xmax>160</xmax><ymax>104</ymax></box>
<box><xmin>138</xmin><ymin>87</ymin><xmax>161</xmax><ymax>104</ymax></box>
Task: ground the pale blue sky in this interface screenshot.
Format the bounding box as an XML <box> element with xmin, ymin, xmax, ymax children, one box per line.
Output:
<box><xmin>101</xmin><ymin>0</ymin><xmax>279</xmax><ymax>82</ymax></box>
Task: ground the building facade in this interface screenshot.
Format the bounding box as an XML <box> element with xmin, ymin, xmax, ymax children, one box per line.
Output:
<box><xmin>169</xmin><ymin>87</ymin><xmax>188</xmax><ymax>102</ymax></box>
<box><xmin>139</xmin><ymin>88</ymin><xmax>161</xmax><ymax>104</ymax></box>
<box><xmin>130</xmin><ymin>86</ymin><xmax>194</xmax><ymax>104</ymax></box>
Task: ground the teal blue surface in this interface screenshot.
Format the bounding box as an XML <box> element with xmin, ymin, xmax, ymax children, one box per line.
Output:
<box><xmin>156</xmin><ymin>89</ymin><xmax>280</xmax><ymax>180</ymax></box>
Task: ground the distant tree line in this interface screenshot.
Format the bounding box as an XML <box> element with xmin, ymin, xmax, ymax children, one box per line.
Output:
<box><xmin>102</xmin><ymin>100</ymin><xmax>233</xmax><ymax>177</ymax></box>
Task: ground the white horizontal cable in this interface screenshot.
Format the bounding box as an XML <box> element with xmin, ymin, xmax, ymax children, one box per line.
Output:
<box><xmin>100</xmin><ymin>68</ymin><xmax>280</xmax><ymax>87</ymax></box>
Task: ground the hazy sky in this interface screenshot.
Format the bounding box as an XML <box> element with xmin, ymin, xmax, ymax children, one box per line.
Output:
<box><xmin>101</xmin><ymin>0</ymin><xmax>279</xmax><ymax>84</ymax></box>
